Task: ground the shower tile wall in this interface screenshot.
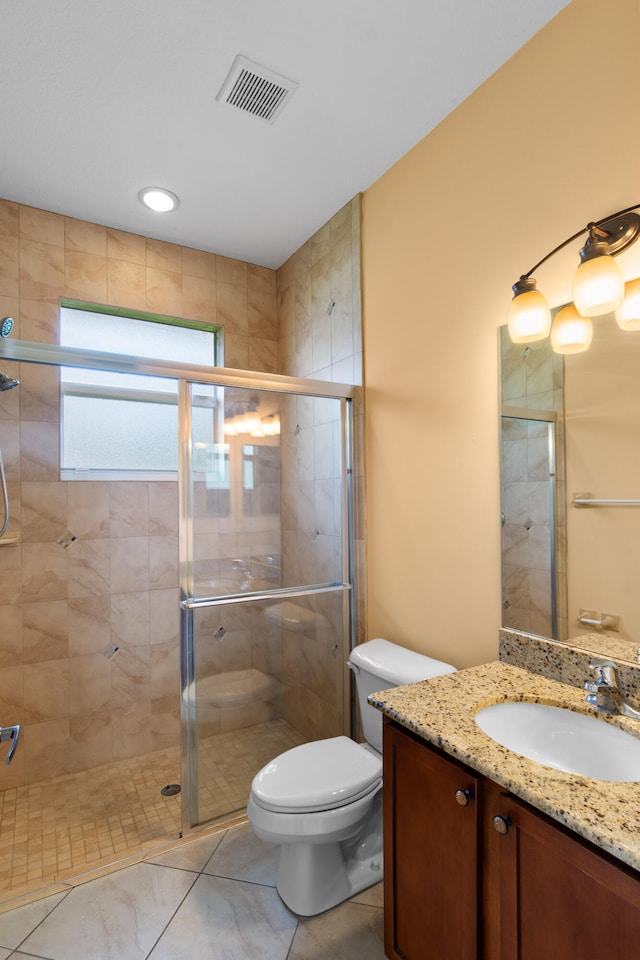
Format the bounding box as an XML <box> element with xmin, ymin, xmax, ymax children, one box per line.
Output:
<box><xmin>276</xmin><ymin>197</ymin><xmax>364</xmax><ymax>739</ymax></box>
<box><xmin>0</xmin><ymin>197</ymin><xmax>279</xmax><ymax>788</ymax></box>
<box><xmin>499</xmin><ymin>327</ymin><xmax>566</xmax><ymax>640</ymax></box>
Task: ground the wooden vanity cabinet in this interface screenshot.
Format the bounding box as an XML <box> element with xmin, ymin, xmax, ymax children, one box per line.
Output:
<box><xmin>383</xmin><ymin>717</ymin><xmax>481</xmax><ymax>960</ymax></box>
<box><xmin>484</xmin><ymin>780</ymin><xmax>640</xmax><ymax>960</ymax></box>
<box><xmin>383</xmin><ymin>717</ymin><xmax>640</xmax><ymax>960</ymax></box>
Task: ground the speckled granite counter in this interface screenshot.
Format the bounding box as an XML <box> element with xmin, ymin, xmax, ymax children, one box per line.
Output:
<box><xmin>370</xmin><ymin>660</ymin><xmax>640</xmax><ymax>873</ymax></box>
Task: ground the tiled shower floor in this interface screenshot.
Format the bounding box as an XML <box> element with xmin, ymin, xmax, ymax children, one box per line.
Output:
<box><xmin>0</xmin><ymin>719</ymin><xmax>305</xmax><ymax>907</ymax></box>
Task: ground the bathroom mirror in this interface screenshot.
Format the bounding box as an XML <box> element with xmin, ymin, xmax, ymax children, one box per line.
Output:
<box><xmin>499</xmin><ymin>313</ymin><xmax>640</xmax><ymax>664</ymax></box>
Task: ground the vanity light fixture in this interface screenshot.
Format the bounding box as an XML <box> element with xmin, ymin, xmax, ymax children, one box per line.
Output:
<box><xmin>509</xmin><ymin>203</ymin><xmax>640</xmax><ymax>352</ymax></box>
<box><xmin>138</xmin><ymin>186</ymin><xmax>180</xmax><ymax>213</ymax></box>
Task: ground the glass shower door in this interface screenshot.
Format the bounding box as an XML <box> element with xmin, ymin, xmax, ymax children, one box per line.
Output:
<box><xmin>500</xmin><ymin>414</ymin><xmax>558</xmax><ymax>639</ymax></box>
<box><xmin>180</xmin><ymin>379</ymin><xmax>353</xmax><ymax>830</ymax></box>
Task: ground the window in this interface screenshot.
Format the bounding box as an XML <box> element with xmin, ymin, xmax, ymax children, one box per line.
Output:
<box><xmin>60</xmin><ymin>302</ymin><xmax>220</xmax><ymax>478</ymax></box>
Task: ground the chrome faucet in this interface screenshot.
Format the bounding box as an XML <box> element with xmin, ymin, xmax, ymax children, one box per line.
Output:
<box><xmin>0</xmin><ymin>724</ymin><xmax>20</xmax><ymax>765</ymax></box>
<box><xmin>584</xmin><ymin>660</ymin><xmax>640</xmax><ymax>719</ymax></box>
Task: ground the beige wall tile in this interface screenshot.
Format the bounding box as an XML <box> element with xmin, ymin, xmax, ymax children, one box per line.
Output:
<box><xmin>67</xmin><ymin>482</ymin><xmax>110</xmax><ymax>539</ymax></box>
<box><xmin>221</xmin><ymin>332</ymin><xmax>249</xmax><ymax>369</ymax></box>
<box><xmin>0</xmin><ymin>236</ymin><xmax>19</xmax><ymax>297</ymax></box>
<box><xmin>248</xmin><ymin>338</ymin><xmax>278</xmax><ymax>374</ymax></box>
<box><xmin>146</xmin><ymin>238</ymin><xmax>183</xmax><ymax>273</ymax></box>
<box><xmin>111</xmin><ymin>591</ymin><xmax>149</xmax><ymax>646</ymax></box>
<box><xmin>217</xmin><ymin>282</ymin><xmax>248</xmax><ymax>336</ymax></box>
<box><xmin>19</xmin><ymin>298</ymin><xmax>58</xmax><ymax>343</ymax></box>
<box><xmin>182</xmin><ymin>275</ymin><xmax>216</xmax><ymax>324</ymax></box>
<box><xmin>149</xmin><ymin>588</ymin><xmax>179</xmax><ymax>645</ymax></box>
<box><xmin>69</xmin><ymin>713</ymin><xmax>112</xmax><ymax>770</ymax></box>
<box><xmin>19</xmin><ymin>207</ymin><xmax>64</xmax><ymax>247</ymax></box>
<box><xmin>23</xmin><ymin>718</ymin><xmax>70</xmax><ymax>781</ymax></box>
<box><xmin>68</xmin><ymin>595</ymin><xmax>111</xmax><ymax>656</ymax></box>
<box><xmin>111</xmin><ymin>645</ymin><xmax>150</xmax><ymax>711</ymax></box>
<box><xmin>106</xmin><ymin>228</ymin><xmax>146</xmax><ymax>264</ymax></box>
<box><xmin>150</xmin><ymin>641</ymin><xmax>178</xmax><ymax>701</ymax></box>
<box><xmin>64</xmin><ymin>250</ymin><xmax>107</xmax><ymax>302</ymax></box>
<box><xmin>21</xmin><ymin>542</ymin><xmax>68</xmax><ymax>601</ymax></box>
<box><xmin>248</xmin><ymin>286</ymin><xmax>277</xmax><ymax>340</ymax></box>
<box><xmin>21</xmin><ymin>421</ymin><xmax>59</xmax><ymax>480</ymax></box>
<box><xmin>65</xmin><ymin>218</ymin><xmax>107</xmax><ymax>256</ymax></box>
<box><xmin>68</xmin><ymin>654</ymin><xmax>111</xmax><ymax>716</ymax></box>
<box><xmin>17</xmin><ymin>362</ymin><xmax>60</xmax><ymax>422</ymax></box>
<box><xmin>112</xmin><ymin>701</ymin><xmax>151</xmax><ymax>760</ymax></box>
<box><xmin>107</xmin><ymin>259</ymin><xmax>146</xmax><ymax>310</ymax></box>
<box><xmin>0</xmin><ymin>199</ymin><xmax>19</xmax><ymax>238</ymax></box>
<box><xmin>149</xmin><ymin>536</ymin><xmax>178</xmax><ymax>589</ymax></box>
<box><xmin>217</xmin><ymin>255</ymin><xmax>247</xmax><ymax>287</ymax></box>
<box><xmin>21</xmin><ymin>482</ymin><xmax>68</xmax><ymax>542</ymax></box>
<box><xmin>109</xmin><ymin>482</ymin><xmax>149</xmax><ymax>538</ymax></box>
<box><xmin>22</xmin><ymin>599</ymin><xmax>68</xmax><ymax>664</ymax></box>
<box><xmin>151</xmin><ymin>695</ymin><xmax>180</xmax><ymax>750</ymax></box>
<box><xmin>183</xmin><ymin>247</ymin><xmax>217</xmax><ymax>280</ymax></box>
<box><xmin>145</xmin><ymin>266</ymin><xmax>182</xmax><ymax>316</ymax></box>
<box><xmin>0</xmin><ymin>663</ymin><xmax>23</xmax><ymax>719</ymax></box>
<box><xmin>19</xmin><ymin>239</ymin><xmax>64</xmax><ymax>301</ymax></box>
<box><xmin>67</xmin><ymin>539</ymin><xmax>111</xmax><ymax>597</ymax></box>
<box><xmin>148</xmin><ymin>482</ymin><xmax>178</xmax><ymax>537</ymax></box>
<box><xmin>110</xmin><ymin>537</ymin><xmax>149</xmax><ymax>593</ymax></box>
<box><xmin>0</xmin><ymin>540</ymin><xmax>22</xmax><ymax>604</ymax></box>
<box><xmin>23</xmin><ymin>659</ymin><xmax>70</xmax><ymax>722</ymax></box>
<box><xmin>0</xmin><ymin>603</ymin><xmax>22</xmax><ymax>666</ymax></box>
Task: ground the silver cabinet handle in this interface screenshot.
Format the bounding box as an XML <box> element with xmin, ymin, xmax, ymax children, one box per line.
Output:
<box><xmin>455</xmin><ymin>788</ymin><xmax>471</xmax><ymax>807</ymax></box>
<box><xmin>1</xmin><ymin>724</ymin><xmax>20</xmax><ymax>765</ymax></box>
<box><xmin>493</xmin><ymin>814</ymin><xmax>511</xmax><ymax>835</ymax></box>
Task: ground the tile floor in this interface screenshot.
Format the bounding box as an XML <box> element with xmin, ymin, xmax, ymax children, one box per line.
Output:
<box><xmin>0</xmin><ymin>821</ymin><xmax>386</xmax><ymax>960</ymax></box>
<box><xmin>0</xmin><ymin>719</ymin><xmax>305</xmax><ymax>904</ymax></box>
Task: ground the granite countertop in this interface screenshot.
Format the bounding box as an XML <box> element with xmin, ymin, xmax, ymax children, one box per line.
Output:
<box><xmin>370</xmin><ymin>660</ymin><xmax>640</xmax><ymax>872</ymax></box>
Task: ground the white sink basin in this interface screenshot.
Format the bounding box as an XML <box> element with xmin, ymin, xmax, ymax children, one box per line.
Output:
<box><xmin>475</xmin><ymin>701</ymin><xmax>640</xmax><ymax>781</ymax></box>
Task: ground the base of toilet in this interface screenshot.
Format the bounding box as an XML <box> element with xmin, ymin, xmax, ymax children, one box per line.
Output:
<box><xmin>253</xmin><ymin>789</ymin><xmax>384</xmax><ymax>917</ymax></box>
<box><xmin>276</xmin><ymin>840</ymin><xmax>383</xmax><ymax>916</ymax></box>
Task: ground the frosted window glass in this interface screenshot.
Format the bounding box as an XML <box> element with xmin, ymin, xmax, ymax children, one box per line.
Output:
<box><xmin>60</xmin><ymin>306</ymin><xmax>217</xmax><ymax>474</ymax></box>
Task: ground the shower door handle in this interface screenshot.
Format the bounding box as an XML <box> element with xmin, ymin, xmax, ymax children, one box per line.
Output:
<box><xmin>0</xmin><ymin>724</ymin><xmax>20</xmax><ymax>765</ymax></box>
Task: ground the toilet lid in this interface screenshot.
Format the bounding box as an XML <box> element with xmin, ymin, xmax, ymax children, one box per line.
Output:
<box><xmin>251</xmin><ymin>736</ymin><xmax>382</xmax><ymax>813</ymax></box>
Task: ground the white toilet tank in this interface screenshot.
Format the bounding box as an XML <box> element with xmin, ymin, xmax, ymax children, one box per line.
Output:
<box><xmin>348</xmin><ymin>638</ymin><xmax>456</xmax><ymax>754</ymax></box>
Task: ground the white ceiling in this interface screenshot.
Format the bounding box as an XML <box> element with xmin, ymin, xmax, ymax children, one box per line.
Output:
<box><xmin>1</xmin><ymin>0</ymin><xmax>568</xmax><ymax>269</ymax></box>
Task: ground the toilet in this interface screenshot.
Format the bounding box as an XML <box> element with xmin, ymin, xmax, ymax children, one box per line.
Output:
<box><xmin>247</xmin><ymin>637</ymin><xmax>456</xmax><ymax>916</ymax></box>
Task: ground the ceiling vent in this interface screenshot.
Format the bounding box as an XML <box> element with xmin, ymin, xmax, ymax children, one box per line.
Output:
<box><xmin>216</xmin><ymin>55</ymin><xmax>298</xmax><ymax>124</ymax></box>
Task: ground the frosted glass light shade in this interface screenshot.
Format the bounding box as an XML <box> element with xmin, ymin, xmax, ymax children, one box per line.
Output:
<box><xmin>550</xmin><ymin>304</ymin><xmax>593</xmax><ymax>354</ymax></box>
<box><xmin>573</xmin><ymin>253</ymin><xmax>624</xmax><ymax>317</ymax></box>
<box><xmin>138</xmin><ymin>187</ymin><xmax>180</xmax><ymax>212</ymax></box>
<box><xmin>615</xmin><ymin>277</ymin><xmax>640</xmax><ymax>330</ymax></box>
<box><xmin>508</xmin><ymin>288</ymin><xmax>552</xmax><ymax>343</ymax></box>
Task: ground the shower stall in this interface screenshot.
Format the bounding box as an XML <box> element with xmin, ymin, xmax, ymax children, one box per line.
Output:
<box><xmin>0</xmin><ymin>339</ymin><xmax>356</xmax><ymax>901</ymax></box>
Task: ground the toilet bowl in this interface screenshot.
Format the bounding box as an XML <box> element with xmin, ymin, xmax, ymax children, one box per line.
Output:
<box><xmin>247</xmin><ymin>637</ymin><xmax>456</xmax><ymax>916</ymax></box>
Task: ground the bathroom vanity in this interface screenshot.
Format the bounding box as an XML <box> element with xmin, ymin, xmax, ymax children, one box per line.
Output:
<box><xmin>372</xmin><ymin>656</ymin><xmax>640</xmax><ymax>960</ymax></box>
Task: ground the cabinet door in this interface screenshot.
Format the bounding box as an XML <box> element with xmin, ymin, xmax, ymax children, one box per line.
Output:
<box><xmin>488</xmin><ymin>789</ymin><xmax>640</xmax><ymax>960</ymax></box>
<box><xmin>383</xmin><ymin>718</ymin><xmax>480</xmax><ymax>960</ymax></box>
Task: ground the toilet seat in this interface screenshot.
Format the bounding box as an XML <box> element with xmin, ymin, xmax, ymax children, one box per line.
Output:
<box><xmin>251</xmin><ymin>736</ymin><xmax>382</xmax><ymax>814</ymax></box>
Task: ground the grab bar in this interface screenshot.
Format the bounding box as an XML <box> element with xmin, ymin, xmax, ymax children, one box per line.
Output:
<box><xmin>572</xmin><ymin>493</ymin><xmax>640</xmax><ymax>507</ymax></box>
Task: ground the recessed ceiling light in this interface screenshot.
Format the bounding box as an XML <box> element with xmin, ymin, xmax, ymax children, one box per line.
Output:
<box><xmin>138</xmin><ymin>187</ymin><xmax>180</xmax><ymax>213</ymax></box>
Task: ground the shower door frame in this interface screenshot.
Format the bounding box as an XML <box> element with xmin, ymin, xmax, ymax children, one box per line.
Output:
<box><xmin>0</xmin><ymin>339</ymin><xmax>358</xmax><ymax>839</ymax></box>
<box><xmin>178</xmin><ymin>371</ymin><xmax>357</xmax><ymax>834</ymax></box>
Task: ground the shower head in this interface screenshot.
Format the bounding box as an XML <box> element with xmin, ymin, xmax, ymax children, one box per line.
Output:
<box><xmin>0</xmin><ymin>373</ymin><xmax>19</xmax><ymax>392</ymax></box>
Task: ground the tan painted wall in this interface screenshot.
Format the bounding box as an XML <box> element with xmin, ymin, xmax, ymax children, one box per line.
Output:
<box><xmin>362</xmin><ymin>0</ymin><xmax>640</xmax><ymax>668</ymax></box>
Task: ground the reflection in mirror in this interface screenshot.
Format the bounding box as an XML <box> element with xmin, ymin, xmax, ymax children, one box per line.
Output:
<box><xmin>500</xmin><ymin>314</ymin><xmax>640</xmax><ymax>664</ymax></box>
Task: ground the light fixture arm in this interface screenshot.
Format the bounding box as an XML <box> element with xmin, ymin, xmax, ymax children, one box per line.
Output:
<box><xmin>519</xmin><ymin>202</ymin><xmax>640</xmax><ymax>282</ymax></box>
